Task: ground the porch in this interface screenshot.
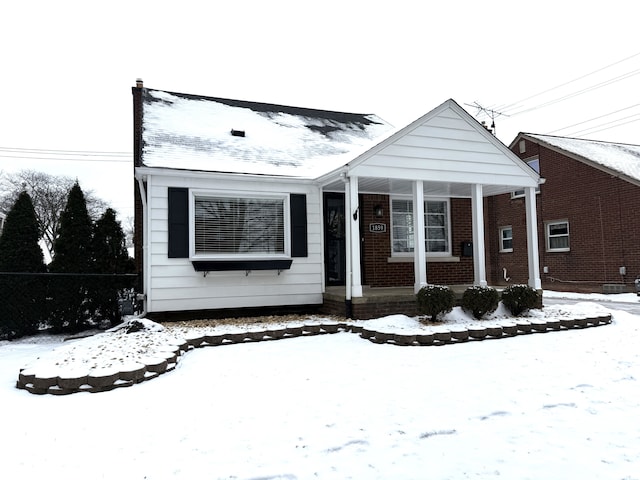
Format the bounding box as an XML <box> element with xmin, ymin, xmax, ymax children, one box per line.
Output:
<box><xmin>322</xmin><ymin>285</ymin><xmax>509</xmax><ymax>320</ymax></box>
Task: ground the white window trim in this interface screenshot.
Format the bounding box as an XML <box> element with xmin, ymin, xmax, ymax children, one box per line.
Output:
<box><xmin>189</xmin><ymin>190</ymin><xmax>291</xmax><ymax>260</ymax></box>
<box><xmin>390</xmin><ymin>196</ymin><xmax>452</xmax><ymax>258</ymax></box>
<box><xmin>545</xmin><ymin>220</ymin><xmax>570</xmax><ymax>253</ymax></box>
<box><xmin>499</xmin><ymin>226</ymin><xmax>513</xmax><ymax>253</ymax></box>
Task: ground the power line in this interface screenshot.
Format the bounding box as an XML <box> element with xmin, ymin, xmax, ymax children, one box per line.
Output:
<box><xmin>0</xmin><ymin>146</ymin><xmax>132</xmax><ymax>156</ymax></box>
<box><xmin>0</xmin><ymin>153</ymin><xmax>131</xmax><ymax>163</ymax></box>
<box><xmin>499</xmin><ymin>50</ymin><xmax>640</xmax><ymax>114</ymax></box>
<box><xmin>546</xmin><ymin>103</ymin><xmax>640</xmax><ymax>134</ymax></box>
<box><xmin>507</xmin><ymin>68</ymin><xmax>640</xmax><ymax>117</ymax></box>
<box><xmin>566</xmin><ymin>114</ymin><xmax>640</xmax><ymax>138</ymax></box>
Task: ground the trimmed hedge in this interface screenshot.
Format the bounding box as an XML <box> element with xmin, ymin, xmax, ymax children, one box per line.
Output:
<box><xmin>416</xmin><ymin>285</ymin><xmax>455</xmax><ymax>321</ymax></box>
<box><xmin>501</xmin><ymin>284</ymin><xmax>540</xmax><ymax>316</ymax></box>
<box><xmin>462</xmin><ymin>286</ymin><xmax>500</xmax><ymax>319</ymax></box>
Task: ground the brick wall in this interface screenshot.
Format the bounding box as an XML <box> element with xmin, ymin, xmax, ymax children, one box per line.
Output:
<box><xmin>487</xmin><ymin>137</ymin><xmax>640</xmax><ymax>292</ymax></box>
<box><xmin>360</xmin><ymin>194</ymin><xmax>475</xmax><ymax>287</ymax></box>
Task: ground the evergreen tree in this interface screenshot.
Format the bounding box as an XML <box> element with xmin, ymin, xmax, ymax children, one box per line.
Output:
<box><xmin>49</xmin><ymin>182</ymin><xmax>94</xmax><ymax>332</ymax></box>
<box><xmin>90</xmin><ymin>208</ymin><xmax>135</xmax><ymax>326</ymax></box>
<box><xmin>0</xmin><ymin>191</ymin><xmax>46</xmax><ymax>338</ymax></box>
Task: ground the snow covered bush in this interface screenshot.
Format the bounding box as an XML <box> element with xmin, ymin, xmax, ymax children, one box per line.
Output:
<box><xmin>501</xmin><ymin>284</ymin><xmax>540</xmax><ymax>316</ymax></box>
<box><xmin>461</xmin><ymin>286</ymin><xmax>499</xmax><ymax>319</ymax></box>
<box><xmin>416</xmin><ymin>285</ymin><xmax>455</xmax><ymax>321</ymax></box>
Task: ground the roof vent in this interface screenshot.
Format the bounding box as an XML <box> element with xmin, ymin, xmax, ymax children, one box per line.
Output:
<box><xmin>230</xmin><ymin>129</ymin><xmax>245</xmax><ymax>137</ymax></box>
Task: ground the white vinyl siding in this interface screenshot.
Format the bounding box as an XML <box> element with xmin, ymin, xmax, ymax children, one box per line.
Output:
<box><xmin>546</xmin><ymin>220</ymin><xmax>570</xmax><ymax>252</ymax></box>
<box><xmin>194</xmin><ymin>195</ymin><xmax>285</xmax><ymax>256</ymax></box>
<box><xmin>143</xmin><ymin>174</ymin><xmax>322</xmax><ymax>313</ymax></box>
<box><xmin>391</xmin><ymin>198</ymin><xmax>451</xmax><ymax>257</ymax></box>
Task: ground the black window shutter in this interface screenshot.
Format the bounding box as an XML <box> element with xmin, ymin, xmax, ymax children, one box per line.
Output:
<box><xmin>168</xmin><ymin>187</ymin><xmax>189</xmax><ymax>258</ymax></box>
<box><xmin>290</xmin><ymin>194</ymin><xmax>307</xmax><ymax>257</ymax></box>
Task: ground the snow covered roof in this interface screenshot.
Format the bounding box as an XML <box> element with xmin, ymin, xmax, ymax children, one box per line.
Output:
<box><xmin>140</xmin><ymin>88</ymin><xmax>394</xmax><ymax>178</ymax></box>
<box><xmin>519</xmin><ymin>134</ymin><xmax>640</xmax><ymax>184</ymax></box>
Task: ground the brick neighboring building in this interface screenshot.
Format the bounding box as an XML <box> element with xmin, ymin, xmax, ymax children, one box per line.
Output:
<box><xmin>487</xmin><ymin>133</ymin><xmax>640</xmax><ymax>293</ymax></box>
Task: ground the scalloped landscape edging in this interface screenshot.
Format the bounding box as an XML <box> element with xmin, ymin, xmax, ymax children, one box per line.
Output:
<box><xmin>16</xmin><ymin>315</ymin><xmax>612</xmax><ymax>395</ymax></box>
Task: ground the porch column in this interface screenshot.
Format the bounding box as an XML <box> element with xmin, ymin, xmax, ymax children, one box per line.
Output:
<box><xmin>413</xmin><ymin>180</ymin><xmax>427</xmax><ymax>293</ymax></box>
<box><xmin>525</xmin><ymin>186</ymin><xmax>542</xmax><ymax>289</ymax></box>
<box><xmin>349</xmin><ymin>175</ymin><xmax>363</xmax><ymax>297</ymax></box>
<box><xmin>471</xmin><ymin>184</ymin><xmax>488</xmax><ymax>286</ymax></box>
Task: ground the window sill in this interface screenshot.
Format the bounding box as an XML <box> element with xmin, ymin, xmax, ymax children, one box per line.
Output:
<box><xmin>388</xmin><ymin>256</ymin><xmax>460</xmax><ymax>263</ymax></box>
<box><xmin>499</xmin><ymin>249</ymin><xmax>513</xmax><ymax>253</ymax></box>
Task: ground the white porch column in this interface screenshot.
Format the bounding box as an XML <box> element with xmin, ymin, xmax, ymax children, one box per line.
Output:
<box><xmin>471</xmin><ymin>184</ymin><xmax>488</xmax><ymax>287</ymax></box>
<box><xmin>344</xmin><ymin>177</ymin><xmax>352</xmax><ymax>302</ymax></box>
<box><xmin>525</xmin><ymin>186</ymin><xmax>542</xmax><ymax>289</ymax></box>
<box><xmin>349</xmin><ymin>175</ymin><xmax>363</xmax><ymax>297</ymax></box>
<box><xmin>413</xmin><ymin>180</ymin><xmax>427</xmax><ymax>293</ymax></box>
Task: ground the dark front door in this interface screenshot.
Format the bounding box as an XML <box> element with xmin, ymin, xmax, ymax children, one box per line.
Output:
<box><xmin>324</xmin><ymin>193</ymin><xmax>346</xmax><ymax>285</ymax></box>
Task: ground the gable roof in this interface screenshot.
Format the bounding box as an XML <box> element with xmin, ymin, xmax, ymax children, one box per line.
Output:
<box><xmin>140</xmin><ymin>88</ymin><xmax>394</xmax><ymax>178</ymax></box>
<box><xmin>514</xmin><ymin>133</ymin><xmax>640</xmax><ymax>185</ymax></box>
<box><xmin>319</xmin><ymin>99</ymin><xmax>541</xmax><ymax>197</ymax></box>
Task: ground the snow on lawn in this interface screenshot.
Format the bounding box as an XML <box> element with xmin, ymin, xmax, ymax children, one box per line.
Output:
<box><xmin>1</xmin><ymin>292</ymin><xmax>639</xmax><ymax>479</ymax></box>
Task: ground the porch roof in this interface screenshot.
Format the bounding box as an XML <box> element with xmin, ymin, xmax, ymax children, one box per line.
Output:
<box><xmin>318</xmin><ymin>99</ymin><xmax>541</xmax><ymax>198</ymax></box>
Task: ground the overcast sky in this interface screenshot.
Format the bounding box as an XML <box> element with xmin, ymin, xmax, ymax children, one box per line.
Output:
<box><xmin>1</xmin><ymin>0</ymin><xmax>639</xmax><ymax>220</ymax></box>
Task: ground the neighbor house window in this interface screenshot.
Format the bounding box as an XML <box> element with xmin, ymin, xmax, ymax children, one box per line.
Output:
<box><xmin>194</xmin><ymin>195</ymin><xmax>286</xmax><ymax>256</ymax></box>
<box><xmin>500</xmin><ymin>226</ymin><xmax>513</xmax><ymax>252</ymax></box>
<box><xmin>546</xmin><ymin>220</ymin><xmax>569</xmax><ymax>252</ymax></box>
<box><xmin>512</xmin><ymin>156</ymin><xmax>540</xmax><ymax>198</ymax></box>
<box><xmin>391</xmin><ymin>198</ymin><xmax>450</xmax><ymax>256</ymax></box>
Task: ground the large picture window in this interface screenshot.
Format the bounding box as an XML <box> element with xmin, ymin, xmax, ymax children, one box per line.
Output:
<box><xmin>391</xmin><ymin>198</ymin><xmax>450</xmax><ymax>256</ymax></box>
<box><xmin>194</xmin><ymin>195</ymin><xmax>286</xmax><ymax>256</ymax></box>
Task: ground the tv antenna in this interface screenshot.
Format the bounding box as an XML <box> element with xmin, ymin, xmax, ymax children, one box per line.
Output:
<box><xmin>465</xmin><ymin>102</ymin><xmax>509</xmax><ymax>135</ymax></box>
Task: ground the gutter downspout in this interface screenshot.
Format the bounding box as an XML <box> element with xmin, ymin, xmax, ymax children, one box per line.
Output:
<box><xmin>136</xmin><ymin>175</ymin><xmax>149</xmax><ymax>317</ymax></box>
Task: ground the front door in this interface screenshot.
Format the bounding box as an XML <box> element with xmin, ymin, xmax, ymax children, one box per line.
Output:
<box><xmin>324</xmin><ymin>193</ymin><xmax>346</xmax><ymax>285</ymax></box>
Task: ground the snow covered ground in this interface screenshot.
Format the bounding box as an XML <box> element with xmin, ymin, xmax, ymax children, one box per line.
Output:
<box><xmin>1</xmin><ymin>290</ymin><xmax>639</xmax><ymax>479</ymax></box>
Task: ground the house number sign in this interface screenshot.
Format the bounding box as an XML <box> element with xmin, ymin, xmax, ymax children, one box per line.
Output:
<box><xmin>369</xmin><ymin>223</ymin><xmax>387</xmax><ymax>233</ymax></box>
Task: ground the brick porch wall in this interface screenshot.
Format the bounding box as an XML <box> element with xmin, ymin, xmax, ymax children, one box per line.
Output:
<box><xmin>360</xmin><ymin>194</ymin><xmax>475</xmax><ymax>287</ymax></box>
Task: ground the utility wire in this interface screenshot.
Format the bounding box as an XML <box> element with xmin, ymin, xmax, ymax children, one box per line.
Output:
<box><xmin>546</xmin><ymin>103</ymin><xmax>640</xmax><ymax>134</ymax></box>
<box><xmin>0</xmin><ymin>146</ymin><xmax>131</xmax><ymax>157</ymax></box>
<box><xmin>0</xmin><ymin>153</ymin><xmax>131</xmax><ymax>163</ymax></box>
<box><xmin>567</xmin><ymin>114</ymin><xmax>640</xmax><ymax>138</ymax></box>
<box><xmin>499</xmin><ymin>50</ymin><xmax>640</xmax><ymax>114</ymax></box>
<box><xmin>507</xmin><ymin>68</ymin><xmax>640</xmax><ymax>117</ymax></box>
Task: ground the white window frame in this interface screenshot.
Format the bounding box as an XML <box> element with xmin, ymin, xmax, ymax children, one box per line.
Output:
<box><xmin>545</xmin><ymin>220</ymin><xmax>570</xmax><ymax>252</ymax></box>
<box><xmin>512</xmin><ymin>156</ymin><xmax>540</xmax><ymax>198</ymax></box>
<box><xmin>390</xmin><ymin>196</ymin><xmax>452</xmax><ymax>258</ymax></box>
<box><xmin>499</xmin><ymin>226</ymin><xmax>513</xmax><ymax>253</ymax></box>
<box><xmin>189</xmin><ymin>190</ymin><xmax>290</xmax><ymax>260</ymax></box>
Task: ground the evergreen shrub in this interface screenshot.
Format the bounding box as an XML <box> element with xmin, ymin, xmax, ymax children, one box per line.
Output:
<box><xmin>0</xmin><ymin>191</ymin><xmax>46</xmax><ymax>338</ymax></box>
<box><xmin>501</xmin><ymin>284</ymin><xmax>540</xmax><ymax>316</ymax></box>
<box><xmin>462</xmin><ymin>286</ymin><xmax>499</xmax><ymax>319</ymax></box>
<box><xmin>416</xmin><ymin>285</ymin><xmax>455</xmax><ymax>321</ymax></box>
<box><xmin>49</xmin><ymin>183</ymin><xmax>94</xmax><ymax>332</ymax></box>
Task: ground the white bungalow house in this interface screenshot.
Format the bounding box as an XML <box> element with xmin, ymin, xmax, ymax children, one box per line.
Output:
<box><xmin>132</xmin><ymin>81</ymin><xmax>542</xmax><ymax>320</ymax></box>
